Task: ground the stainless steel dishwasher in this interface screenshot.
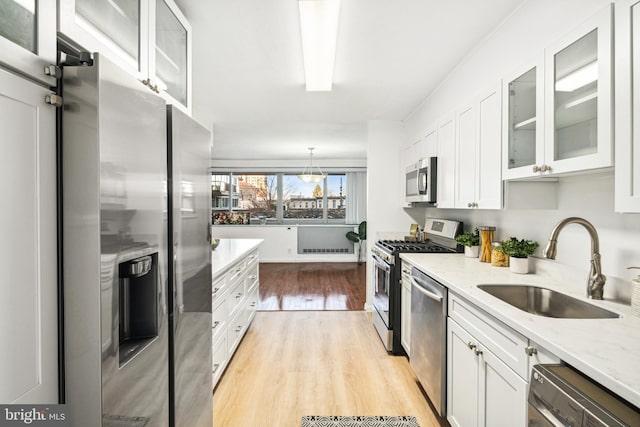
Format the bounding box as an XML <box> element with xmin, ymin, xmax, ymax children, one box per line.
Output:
<box><xmin>529</xmin><ymin>364</ymin><xmax>640</xmax><ymax>426</ymax></box>
<box><xmin>410</xmin><ymin>266</ymin><xmax>447</xmax><ymax>417</ymax></box>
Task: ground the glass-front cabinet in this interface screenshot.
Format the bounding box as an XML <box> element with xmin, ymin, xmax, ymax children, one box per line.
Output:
<box><xmin>151</xmin><ymin>0</ymin><xmax>191</xmax><ymax>110</ymax></box>
<box><xmin>543</xmin><ymin>4</ymin><xmax>612</xmax><ymax>175</ymax></box>
<box><xmin>58</xmin><ymin>0</ymin><xmax>147</xmax><ymax>80</ymax></box>
<box><xmin>502</xmin><ymin>60</ymin><xmax>544</xmax><ymax>180</ymax></box>
<box><xmin>502</xmin><ymin>5</ymin><xmax>612</xmax><ymax>180</ymax></box>
<box><xmin>58</xmin><ymin>0</ymin><xmax>191</xmax><ymax>112</ymax></box>
<box><xmin>0</xmin><ymin>0</ymin><xmax>56</xmax><ymax>86</ymax></box>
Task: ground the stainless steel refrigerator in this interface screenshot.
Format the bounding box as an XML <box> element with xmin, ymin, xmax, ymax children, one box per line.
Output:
<box><xmin>62</xmin><ymin>54</ymin><xmax>212</xmax><ymax>427</ymax></box>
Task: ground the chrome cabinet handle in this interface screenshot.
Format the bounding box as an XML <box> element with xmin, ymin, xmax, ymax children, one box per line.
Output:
<box><xmin>213</xmin><ymin>287</ymin><xmax>220</xmax><ymax>294</ymax></box>
<box><xmin>235</xmin><ymin>326</ymin><xmax>242</xmax><ymax>332</ymax></box>
<box><xmin>235</xmin><ymin>292</ymin><xmax>243</xmax><ymax>299</ymax></box>
<box><xmin>212</xmin><ymin>321</ymin><xmax>220</xmax><ymax>329</ymax></box>
<box><xmin>474</xmin><ymin>348</ymin><xmax>483</xmax><ymax>356</ymax></box>
<box><xmin>524</xmin><ymin>346</ymin><xmax>538</xmax><ymax>356</ymax></box>
<box><xmin>212</xmin><ymin>364</ymin><xmax>220</xmax><ymax>374</ymax></box>
<box><xmin>467</xmin><ymin>342</ymin><xmax>477</xmax><ymax>350</ymax></box>
<box><xmin>248</xmin><ymin>275</ymin><xmax>257</xmax><ymax>280</ymax></box>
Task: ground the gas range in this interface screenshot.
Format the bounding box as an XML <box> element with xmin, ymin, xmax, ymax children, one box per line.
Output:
<box><xmin>371</xmin><ymin>218</ymin><xmax>463</xmax><ymax>355</ymax></box>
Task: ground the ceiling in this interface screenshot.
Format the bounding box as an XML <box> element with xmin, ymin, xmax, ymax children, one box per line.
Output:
<box><xmin>176</xmin><ymin>0</ymin><xmax>526</xmax><ymax>163</ymax></box>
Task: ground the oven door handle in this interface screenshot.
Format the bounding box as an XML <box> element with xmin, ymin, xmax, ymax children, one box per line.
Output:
<box><xmin>372</xmin><ymin>254</ymin><xmax>391</xmax><ymax>272</ymax></box>
<box><xmin>410</xmin><ymin>277</ymin><xmax>443</xmax><ymax>302</ymax></box>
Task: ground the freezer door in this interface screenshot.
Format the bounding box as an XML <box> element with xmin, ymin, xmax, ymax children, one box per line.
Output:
<box><xmin>167</xmin><ymin>105</ymin><xmax>213</xmax><ymax>427</ymax></box>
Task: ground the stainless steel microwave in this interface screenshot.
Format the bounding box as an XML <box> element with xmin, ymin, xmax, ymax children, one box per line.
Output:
<box><xmin>405</xmin><ymin>157</ymin><xmax>437</xmax><ymax>203</ymax></box>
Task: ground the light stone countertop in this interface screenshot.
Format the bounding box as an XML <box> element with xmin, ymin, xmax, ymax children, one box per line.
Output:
<box><xmin>211</xmin><ymin>238</ymin><xmax>263</xmax><ymax>278</ymax></box>
<box><xmin>400</xmin><ymin>252</ymin><xmax>640</xmax><ymax>408</ymax></box>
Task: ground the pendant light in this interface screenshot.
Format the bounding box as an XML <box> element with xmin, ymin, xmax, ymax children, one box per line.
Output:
<box><xmin>298</xmin><ymin>147</ymin><xmax>326</xmax><ymax>183</ymax></box>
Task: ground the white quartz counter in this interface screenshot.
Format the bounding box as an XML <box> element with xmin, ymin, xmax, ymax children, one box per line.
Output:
<box><xmin>211</xmin><ymin>239</ymin><xmax>263</xmax><ymax>278</ymax></box>
<box><xmin>400</xmin><ymin>253</ymin><xmax>640</xmax><ymax>408</ymax></box>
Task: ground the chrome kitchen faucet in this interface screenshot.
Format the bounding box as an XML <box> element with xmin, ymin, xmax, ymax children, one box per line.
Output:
<box><xmin>543</xmin><ymin>217</ymin><xmax>606</xmax><ymax>300</ymax></box>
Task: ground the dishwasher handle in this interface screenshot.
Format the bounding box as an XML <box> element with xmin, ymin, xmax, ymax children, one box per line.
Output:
<box><xmin>410</xmin><ymin>276</ymin><xmax>443</xmax><ymax>302</ymax></box>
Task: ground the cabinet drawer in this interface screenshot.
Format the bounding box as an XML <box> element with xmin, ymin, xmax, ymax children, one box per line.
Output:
<box><xmin>449</xmin><ymin>293</ymin><xmax>529</xmax><ymax>379</ymax></box>
<box><xmin>212</xmin><ymin>274</ymin><xmax>226</xmax><ymax>304</ymax></box>
<box><xmin>246</xmin><ymin>250</ymin><xmax>259</xmax><ymax>267</ymax></box>
<box><xmin>226</xmin><ymin>279</ymin><xmax>245</xmax><ymax>320</ymax></box>
<box><xmin>212</xmin><ymin>334</ymin><xmax>227</xmax><ymax>387</ymax></box>
<box><xmin>212</xmin><ymin>295</ymin><xmax>228</xmax><ymax>344</ymax></box>
<box><xmin>246</xmin><ymin>262</ymin><xmax>259</xmax><ymax>289</ymax></box>
<box><xmin>227</xmin><ymin>259</ymin><xmax>246</xmax><ymax>285</ymax></box>
<box><xmin>227</xmin><ymin>309</ymin><xmax>249</xmax><ymax>356</ymax></box>
<box><xmin>246</xmin><ymin>283</ymin><xmax>259</xmax><ymax>324</ymax></box>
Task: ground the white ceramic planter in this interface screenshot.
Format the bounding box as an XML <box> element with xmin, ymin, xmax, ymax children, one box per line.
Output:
<box><xmin>464</xmin><ymin>246</ymin><xmax>479</xmax><ymax>258</ymax></box>
<box><xmin>509</xmin><ymin>256</ymin><xmax>529</xmax><ymax>274</ymax></box>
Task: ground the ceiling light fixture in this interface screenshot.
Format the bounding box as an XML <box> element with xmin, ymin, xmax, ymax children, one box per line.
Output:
<box><xmin>298</xmin><ymin>0</ymin><xmax>341</xmax><ymax>91</ymax></box>
<box><xmin>555</xmin><ymin>61</ymin><xmax>598</xmax><ymax>92</ymax></box>
<box><xmin>298</xmin><ymin>147</ymin><xmax>326</xmax><ymax>183</ymax></box>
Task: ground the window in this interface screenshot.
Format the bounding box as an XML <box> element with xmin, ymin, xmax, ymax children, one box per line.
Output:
<box><xmin>211</xmin><ymin>172</ymin><xmax>356</xmax><ymax>224</ymax></box>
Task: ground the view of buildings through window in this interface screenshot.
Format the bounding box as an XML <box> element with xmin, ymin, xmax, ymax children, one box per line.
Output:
<box><xmin>212</xmin><ymin>173</ymin><xmax>347</xmax><ymax>224</ymax></box>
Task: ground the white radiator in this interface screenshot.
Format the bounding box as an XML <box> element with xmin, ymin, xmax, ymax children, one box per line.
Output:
<box><xmin>297</xmin><ymin>226</ymin><xmax>355</xmax><ymax>254</ymax></box>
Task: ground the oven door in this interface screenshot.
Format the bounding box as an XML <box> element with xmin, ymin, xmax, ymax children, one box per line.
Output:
<box><xmin>372</xmin><ymin>253</ymin><xmax>392</xmax><ymax>327</ymax></box>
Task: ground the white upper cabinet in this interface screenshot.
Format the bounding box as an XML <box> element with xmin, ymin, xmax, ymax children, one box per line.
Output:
<box><xmin>436</xmin><ymin>114</ymin><xmax>456</xmax><ymax>209</ymax></box>
<box><xmin>502</xmin><ymin>5</ymin><xmax>612</xmax><ymax>180</ymax></box>
<box><xmin>58</xmin><ymin>0</ymin><xmax>191</xmax><ymax>113</ymax></box>
<box><xmin>455</xmin><ymin>83</ymin><xmax>503</xmax><ymax>209</ymax></box>
<box><xmin>0</xmin><ymin>0</ymin><xmax>56</xmax><ymax>86</ymax></box>
<box><xmin>615</xmin><ymin>0</ymin><xmax>640</xmax><ymax>212</ymax></box>
<box><xmin>502</xmin><ymin>59</ymin><xmax>545</xmax><ymax>180</ymax></box>
<box><xmin>543</xmin><ymin>4</ymin><xmax>613</xmax><ymax>175</ymax></box>
<box><xmin>454</xmin><ymin>103</ymin><xmax>476</xmax><ymax>209</ymax></box>
<box><xmin>58</xmin><ymin>0</ymin><xmax>149</xmax><ymax>80</ymax></box>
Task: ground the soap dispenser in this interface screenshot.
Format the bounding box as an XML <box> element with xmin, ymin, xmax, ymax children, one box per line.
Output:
<box><xmin>629</xmin><ymin>266</ymin><xmax>640</xmax><ymax>315</ymax></box>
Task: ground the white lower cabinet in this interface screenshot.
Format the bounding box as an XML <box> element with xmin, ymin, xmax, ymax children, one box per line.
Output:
<box><xmin>447</xmin><ymin>318</ymin><xmax>527</xmax><ymax>427</ymax></box>
<box><xmin>447</xmin><ymin>292</ymin><xmax>551</xmax><ymax>427</ymax></box>
<box><xmin>211</xmin><ymin>248</ymin><xmax>260</xmax><ymax>387</ymax></box>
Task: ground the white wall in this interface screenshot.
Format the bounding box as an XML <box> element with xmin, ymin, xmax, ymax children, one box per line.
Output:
<box><xmin>401</xmin><ymin>0</ymin><xmax>640</xmax><ymax>302</ymax></box>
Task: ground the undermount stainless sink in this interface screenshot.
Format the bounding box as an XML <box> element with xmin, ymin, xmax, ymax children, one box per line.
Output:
<box><xmin>477</xmin><ymin>284</ymin><xmax>620</xmax><ymax>319</ymax></box>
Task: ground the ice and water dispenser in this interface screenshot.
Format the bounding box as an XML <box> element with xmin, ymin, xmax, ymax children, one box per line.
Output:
<box><xmin>118</xmin><ymin>253</ymin><xmax>159</xmax><ymax>366</ymax></box>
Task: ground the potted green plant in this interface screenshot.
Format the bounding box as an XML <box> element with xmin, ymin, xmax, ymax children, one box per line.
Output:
<box><xmin>500</xmin><ymin>237</ymin><xmax>539</xmax><ymax>274</ymax></box>
<box><xmin>346</xmin><ymin>221</ymin><xmax>367</xmax><ymax>265</ymax></box>
<box><xmin>456</xmin><ymin>228</ymin><xmax>480</xmax><ymax>258</ymax></box>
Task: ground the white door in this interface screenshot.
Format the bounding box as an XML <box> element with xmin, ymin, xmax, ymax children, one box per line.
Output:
<box><xmin>436</xmin><ymin>114</ymin><xmax>456</xmax><ymax>209</ymax></box>
<box><xmin>544</xmin><ymin>4</ymin><xmax>613</xmax><ymax>175</ymax></box>
<box><xmin>0</xmin><ymin>0</ymin><xmax>56</xmax><ymax>86</ymax></box>
<box><xmin>0</xmin><ymin>68</ymin><xmax>58</xmax><ymax>403</ymax></box>
<box><xmin>454</xmin><ymin>104</ymin><xmax>477</xmax><ymax>209</ymax></box>
<box><xmin>479</xmin><ymin>346</ymin><xmax>528</xmax><ymax>427</ymax></box>
<box><xmin>447</xmin><ymin>319</ymin><xmax>480</xmax><ymax>427</ymax></box>
<box><xmin>476</xmin><ymin>84</ymin><xmax>502</xmax><ymax>209</ymax></box>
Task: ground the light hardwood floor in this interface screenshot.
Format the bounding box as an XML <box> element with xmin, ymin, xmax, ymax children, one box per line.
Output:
<box><xmin>213</xmin><ymin>311</ymin><xmax>443</xmax><ymax>427</ymax></box>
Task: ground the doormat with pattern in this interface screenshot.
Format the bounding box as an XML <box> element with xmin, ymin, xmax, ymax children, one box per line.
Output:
<box><xmin>301</xmin><ymin>416</ymin><xmax>420</xmax><ymax>427</ymax></box>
